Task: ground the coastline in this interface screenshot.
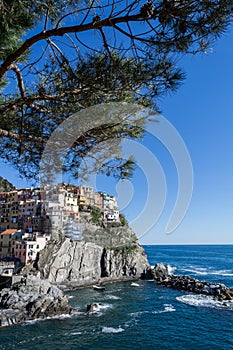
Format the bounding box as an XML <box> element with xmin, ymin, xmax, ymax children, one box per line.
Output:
<box><xmin>1</xmin><ymin>244</ymin><xmax>232</xmax><ymax>350</ymax></box>
<box><xmin>60</xmin><ymin>275</ymin><xmax>142</xmax><ymax>291</ymax></box>
<box><xmin>1</xmin><ymin>243</ymin><xmax>233</xmax><ymax>328</ymax></box>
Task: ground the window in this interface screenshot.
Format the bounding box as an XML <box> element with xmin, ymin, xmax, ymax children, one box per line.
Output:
<box><xmin>36</xmin><ymin>244</ymin><xmax>39</xmax><ymax>249</ymax></box>
<box><xmin>29</xmin><ymin>244</ymin><xmax>34</xmax><ymax>249</ymax></box>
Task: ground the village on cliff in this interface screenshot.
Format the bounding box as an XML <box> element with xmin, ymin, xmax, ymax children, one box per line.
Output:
<box><xmin>0</xmin><ymin>183</ymin><xmax>122</xmax><ymax>271</ymax></box>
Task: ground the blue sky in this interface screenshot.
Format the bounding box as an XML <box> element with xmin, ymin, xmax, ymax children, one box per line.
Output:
<box><xmin>1</xmin><ymin>27</ymin><xmax>233</xmax><ymax>245</ymax></box>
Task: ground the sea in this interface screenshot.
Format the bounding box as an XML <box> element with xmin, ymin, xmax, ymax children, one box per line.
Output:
<box><xmin>0</xmin><ymin>245</ymin><xmax>233</xmax><ymax>350</ymax></box>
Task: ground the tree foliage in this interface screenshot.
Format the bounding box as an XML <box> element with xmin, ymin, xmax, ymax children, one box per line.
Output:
<box><xmin>0</xmin><ymin>0</ymin><xmax>232</xmax><ymax>182</ymax></box>
<box><xmin>89</xmin><ymin>205</ymin><xmax>103</xmax><ymax>226</ymax></box>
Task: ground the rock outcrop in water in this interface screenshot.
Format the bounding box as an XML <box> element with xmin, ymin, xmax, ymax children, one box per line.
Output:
<box><xmin>152</xmin><ymin>263</ymin><xmax>233</xmax><ymax>301</ymax></box>
<box><xmin>1</xmin><ymin>223</ymin><xmax>149</xmax><ymax>327</ymax></box>
<box><xmin>0</xmin><ymin>274</ymin><xmax>73</xmax><ymax>327</ymax></box>
<box><xmin>27</xmin><ymin>223</ymin><xmax>149</xmax><ymax>289</ymax></box>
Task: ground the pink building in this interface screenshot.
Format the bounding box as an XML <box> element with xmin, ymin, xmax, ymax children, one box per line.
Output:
<box><xmin>12</xmin><ymin>240</ymin><xmax>26</xmax><ymax>264</ymax></box>
<box><xmin>94</xmin><ymin>193</ymin><xmax>104</xmax><ymax>209</ymax></box>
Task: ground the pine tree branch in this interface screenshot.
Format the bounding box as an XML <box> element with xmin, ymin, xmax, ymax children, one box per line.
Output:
<box><xmin>0</xmin><ymin>88</ymin><xmax>85</xmax><ymax>114</ymax></box>
<box><xmin>99</xmin><ymin>28</ymin><xmax>113</xmax><ymax>58</ymax></box>
<box><xmin>0</xmin><ymin>128</ymin><xmax>45</xmax><ymax>143</ymax></box>
<box><xmin>0</xmin><ymin>12</ymin><xmax>148</xmax><ymax>80</ymax></box>
<box><xmin>9</xmin><ymin>64</ymin><xmax>25</xmax><ymax>98</ymax></box>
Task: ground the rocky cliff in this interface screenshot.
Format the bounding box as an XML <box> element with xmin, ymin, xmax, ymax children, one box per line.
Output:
<box><xmin>35</xmin><ymin>223</ymin><xmax>150</xmax><ymax>288</ymax></box>
<box><xmin>0</xmin><ymin>274</ymin><xmax>72</xmax><ymax>327</ymax></box>
<box><xmin>0</xmin><ymin>176</ymin><xmax>15</xmax><ymax>192</ymax></box>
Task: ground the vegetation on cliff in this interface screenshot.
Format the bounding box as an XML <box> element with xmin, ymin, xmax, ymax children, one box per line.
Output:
<box><xmin>0</xmin><ymin>176</ymin><xmax>15</xmax><ymax>192</ymax></box>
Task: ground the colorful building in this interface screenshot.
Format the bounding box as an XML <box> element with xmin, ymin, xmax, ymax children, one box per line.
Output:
<box><xmin>12</xmin><ymin>240</ymin><xmax>26</xmax><ymax>264</ymax></box>
<box><xmin>0</xmin><ymin>229</ymin><xmax>24</xmax><ymax>259</ymax></box>
<box><xmin>25</xmin><ymin>233</ymin><xmax>50</xmax><ymax>264</ymax></box>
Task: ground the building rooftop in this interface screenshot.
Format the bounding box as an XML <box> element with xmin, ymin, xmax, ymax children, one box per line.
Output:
<box><xmin>1</xmin><ymin>229</ymin><xmax>18</xmax><ymax>235</ymax></box>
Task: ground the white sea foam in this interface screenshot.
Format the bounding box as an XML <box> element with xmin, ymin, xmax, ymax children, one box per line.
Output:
<box><xmin>95</xmin><ymin>303</ymin><xmax>112</xmax><ymax>310</ymax></box>
<box><xmin>167</xmin><ymin>265</ymin><xmax>177</xmax><ymax>275</ymax></box>
<box><xmin>22</xmin><ymin>312</ymin><xmax>75</xmax><ymax>326</ymax></box>
<box><xmin>152</xmin><ymin>304</ymin><xmax>176</xmax><ymax>314</ymax></box>
<box><xmin>102</xmin><ymin>326</ymin><xmax>124</xmax><ymax>333</ymax></box>
<box><xmin>183</xmin><ymin>266</ymin><xmax>233</xmax><ymax>277</ymax></box>
<box><xmin>183</xmin><ymin>268</ymin><xmax>208</xmax><ymax>275</ymax></box>
<box><xmin>129</xmin><ymin>311</ymin><xmax>149</xmax><ymax>317</ymax></box>
<box><xmin>211</xmin><ymin>270</ymin><xmax>233</xmax><ymax>276</ymax></box>
<box><xmin>19</xmin><ymin>335</ymin><xmax>44</xmax><ymax>344</ymax></box>
<box><xmin>163</xmin><ymin>304</ymin><xmax>176</xmax><ymax>312</ymax></box>
<box><xmin>105</xmin><ymin>294</ymin><xmax>121</xmax><ymax>300</ymax></box>
<box><xmin>131</xmin><ymin>282</ymin><xmax>140</xmax><ymax>287</ymax></box>
<box><xmin>125</xmin><ymin>311</ymin><xmax>148</xmax><ymax>328</ymax></box>
<box><xmin>111</xmin><ymin>288</ymin><xmax>122</xmax><ymax>292</ymax></box>
<box><xmin>88</xmin><ymin>302</ymin><xmax>113</xmax><ymax>315</ymax></box>
<box><xmin>177</xmin><ymin>294</ymin><xmax>233</xmax><ymax>309</ymax></box>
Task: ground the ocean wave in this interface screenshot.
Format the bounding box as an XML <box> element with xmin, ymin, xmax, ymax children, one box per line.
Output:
<box><xmin>182</xmin><ymin>268</ymin><xmax>208</xmax><ymax>275</ymax></box>
<box><xmin>102</xmin><ymin>326</ymin><xmax>124</xmax><ymax>334</ymax></box>
<box><xmin>167</xmin><ymin>265</ymin><xmax>177</xmax><ymax>275</ymax></box>
<box><xmin>131</xmin><ymin>282</ymin><xmax>140</xmax><ymax>287</ymax></box>
<box><xmin>125</xmin><ymin>310</ymin><xmax>151</xmax><ymax>328</ymax></box>
<box><xmin>18</xmin><ymin>335</ymin><xmax>44</xmax><ymax>344</ymax></box>
<box><xmin>105</xmin><ymin>294</ymin><xmax>121</xmax><ymax>300</ymax></box>
<box><xmin>182</xmin><ymin>266</ymin><xmax>233</xmax><ymax>277</ymax></box>
<box><xmin>129</xmin><ymin>311</ymin><xmax>149</xmax><ymax>317</ymax></box>
<box><xmin>176</xmin><ymin>294</ymin><xmax>233</xmax><ymax>309</ymax></box>
<box><xmin>211</xmin><ymin>270</ymin><xmax>233</xmax><ymax>276</ymax></box>
<box><xmin>152</xmin><ymin>304</ymin><xmax>176</xmax><ymax>314</ymax></box>
<box><xmin>22</xmin><ymin>312</ymin><xmax>75</xmax><ymax>326</ymax></box>
<box><xmin>87</xmin><ymin>302</ymin><xmax>113</xmax><ymax>315</ymax></box>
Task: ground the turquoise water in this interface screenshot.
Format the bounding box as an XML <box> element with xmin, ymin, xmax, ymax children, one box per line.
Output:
<box><xmin>0</xmin><ymin>245</ymin><xmax>233</xmax><ymax>349</ymax></box>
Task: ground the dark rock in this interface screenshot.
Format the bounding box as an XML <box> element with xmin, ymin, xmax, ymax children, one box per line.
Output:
<box><xmin>87</xmin><ymin>303</ymin><xmax>98</xmax><ymax>312</ymax></box>
<box><xmin>141</xmin><ymin>266</ymin><xmax>155</xmax><ymax>280</ymax></box>
<box><xmin>153</xmin><ymin>263</ymin><xmax>169</xmax><ymax>280</ymax></box>
<box><xmin>86</xmin><ymin>302</ymin><xmax>104</xmax><ymax>313</ymax></box>
<box><xmin>0</xmin><ymin>274</ymin><xmax>73</xmax><ymax>328</ymax></box>
<box><xmin>152</xmin><ymin>263</ymin><xmax>233</xmax><ymax>302</ymax></box>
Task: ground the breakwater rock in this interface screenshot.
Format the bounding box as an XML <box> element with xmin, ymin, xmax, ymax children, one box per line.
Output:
<box><xmin>152</xmin><ymin>263</ymin><xmax>233</xmax><ymax>302</ymax></box>
<box><xmin>0</xmin><ymin>274</ymin><xmax>73</xmax><ymax>327</ymax></box>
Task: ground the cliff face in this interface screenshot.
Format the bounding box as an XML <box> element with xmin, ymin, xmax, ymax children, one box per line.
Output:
<box><xmin>36</xmin><ymin>223</ymin><xmax>149</xmax><ymax>288</ymax></box>
<box><xmin>0</xmin><ymin>274</ymin><xmax>72</xmax><ymax>327</ymax></box>
<box><xmin>0</xmin><ymin>176</ymin><xmax>15</xmax><ymax>192</ymax></box>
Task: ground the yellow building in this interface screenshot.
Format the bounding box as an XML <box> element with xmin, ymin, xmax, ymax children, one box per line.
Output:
<box><xmin>0</xmin><ymin>191</ymin><xmax>19</xmax><ymax>232</ymax></box>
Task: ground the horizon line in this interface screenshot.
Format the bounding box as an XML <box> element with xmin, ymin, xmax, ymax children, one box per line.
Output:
<box><xmin>142</xmin><ymin>242</ymin><xmax>233</xmax><ymax>246</ymax></box>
